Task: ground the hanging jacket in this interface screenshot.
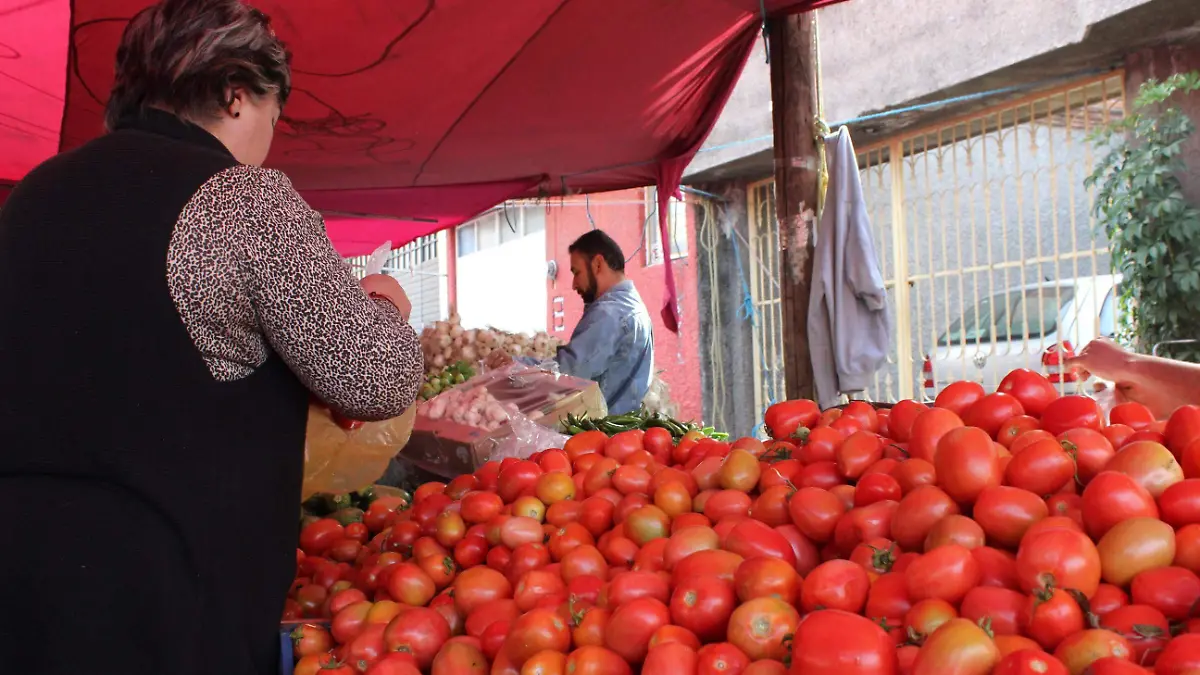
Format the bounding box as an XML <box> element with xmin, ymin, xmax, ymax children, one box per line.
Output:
<box><xmin>807</xmin><ymin>126</ymin><xmax>891</xmax><ymax>409</ymax></box>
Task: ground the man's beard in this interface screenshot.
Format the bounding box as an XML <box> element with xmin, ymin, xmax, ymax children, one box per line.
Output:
<box><xmin>579</xmin><ymin>268</ymin><xmax>598</xmax><ymax>304</ymax></box>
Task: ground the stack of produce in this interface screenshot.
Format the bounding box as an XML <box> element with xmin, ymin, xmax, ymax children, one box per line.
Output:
<box><xmin>418</xmin><ymin>384</ymin><xmax>518</xmax><ymax>432</ymax></box>
<box><xmin>286</xmin><ymin>367</ymin><xmax>1200</xmax><ymax>675</ymax></box>
<box><xmin>420</xmin><ymin>314</ymin><xmax>562</xmax><ymax>373</ymax></box>
<box><xmin>562</xmin><ymin>409</ymin><xmax>725</xmax><ymax>442</ymax></box>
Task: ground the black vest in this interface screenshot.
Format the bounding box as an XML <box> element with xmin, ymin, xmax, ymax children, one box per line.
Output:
<box><xmin>0</xmin><ymin>110</ymin><xmax>308</xmax><ymax>675</ymax></box>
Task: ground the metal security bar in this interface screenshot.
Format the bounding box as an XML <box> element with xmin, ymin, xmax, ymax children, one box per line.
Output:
<box><xmin>857</xmin><ymin>73</ymin><xmax>1125</xmax><ymax>400</ymax></box>
<box><xmin>747</xmin><ymin>179</ymin><xmax>787</xmax><ymax>418</ymax></box>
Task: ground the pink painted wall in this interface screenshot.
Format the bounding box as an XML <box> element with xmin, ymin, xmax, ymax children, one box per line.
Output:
<box><xmin>543</xmin><ymin>189</ymin><xmax>703</xmax><ymax>422</ymax></box>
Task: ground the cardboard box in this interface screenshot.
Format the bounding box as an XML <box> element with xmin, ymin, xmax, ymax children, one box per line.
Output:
<box><xmin>401</xmin><ymin>371</ymin><xmax>606</xmax><ymax>478</ymax></box>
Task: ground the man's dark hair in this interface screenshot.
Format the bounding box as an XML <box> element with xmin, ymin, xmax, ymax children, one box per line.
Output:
<box><xmin>569</xmin><ymin>230</ymin><xmax>626</xmax><ymax>273</ymax></box>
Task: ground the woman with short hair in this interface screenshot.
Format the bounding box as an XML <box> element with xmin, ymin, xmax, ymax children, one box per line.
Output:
<box><xmin>0</xmin><ymin>1</ymin><xmax>423</xmax><ymax>672</ymax></box>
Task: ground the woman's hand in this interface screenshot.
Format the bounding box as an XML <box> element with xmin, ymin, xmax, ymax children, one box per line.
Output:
<box><xmin>1066</xmin><ymin>338</ymin><xmax>1134</xmax><ymax>382</ymax></box>
<box><xmin>361</xmin><ymin>274</ymin><xmax>412</xmax><ymax>320</ymax></box>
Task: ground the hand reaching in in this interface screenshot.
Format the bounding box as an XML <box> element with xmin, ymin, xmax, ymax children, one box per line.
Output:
<box><xmin>361</xmin><ymin>274</ymin><xmax>412</xmax><ymax>320</ymax></box>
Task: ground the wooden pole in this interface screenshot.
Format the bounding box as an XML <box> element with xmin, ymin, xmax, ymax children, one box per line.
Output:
<box><xmin>768</xmin><ymin>12</ymin><xmax>820</xmax><ymax>401</ymax></box>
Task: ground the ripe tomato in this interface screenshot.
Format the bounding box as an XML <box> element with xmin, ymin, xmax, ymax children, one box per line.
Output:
<box><xmin>560</xmin><ymin>545</ymin><xmax>609</xmax><ymax>582</ymax></box>
<box><xmin>865</xmin><ymin>571</ymin><xmax>912</xmax><ymax>625</ymax></box>
<box><xmin>291</xmin><ymin>624</ymin><xmax>333</xmax><ymax>658</ymax></box>
<box><xmin>973</xmin><ymin>486</ymin><xmax>1049</xmax><ymax>549</ymax></box>
<box><xmin>891</xmin><ymin>485</ymin><xmax>960</xmax><ymax>551</ymax></box>
<box><xmin>564</xmin><ymin>646</ymin><xmax>632</xmax><ymax>675</ymax></box>
<box><xmin>453</xmin><ymin>567</ymin><xmax>513</xmax><ymax>615</ymax></box>
<box><xmin>1103</xmin><ymin>424</ymin><xmax>1136</xmax><ymax>451</ymax></box>
<box><xmin>1109</xmin><ymin>402</ymin><xmax>1154</xmax><ymax>430</ymax></box>
<box><xmin>1130</xmin><ymin>566</ymin><xmax>1200</xmax><ymax>621</ymax></box>
<box><xmin>623</xmin><ymin>505</ymin><xmax>670</xmax><ymax>546</ymax></box>
<box><xmin>998</xmin><ymin>368</ymin><xmax>1060</xmax><ymax>417</ymax></box>
<box><xmin>801</xmin><ymin>559</ymin><xmax>870</xmax><ymax>613</ymax></box>
<box><xmin>1023</xmin><ymin>587</ymin><xmax>1084</xmax><ymax>650</ymax></box>
<box><xmin>905</xmin><ymin>544</ymin><xmax>981</xmax><ymax>605</ymax></box>
<box><xmin>696</xmin><ymin>643</ymin><xmax>752</xmax><ymax>675</ymax></box>
<box><xmin>856</xmin><ymin>473</ymin><xmax>903</xmax><ymax>506</ymax></box>
<box><xmin>964</xmin><ymin>392</ymin><xmax>1027</xmax><ymax>439</ymax></box>
<box><xmin>836</xmin><ymin>431</ymin><xmax>885</xmax><ymax>480</ymax></box>
<box><xmin>1090</xmin><ymin>583</ymin><xmax>1130</xmax><ymax>617</ymax></box>
<box><xmin>905</xmin><ymin>598</ymin><xmax>957</xmax><ymax>639</ymax></box>
<box><xmin>460</xmin><ymin>492</ymin><xmax>504</xmax><ymax>524</ymax></box>
<box><xmin>604</xmin><ymin>597</ymin><xmax>671</xmax><ymax>664</ymax></box>
<box><xmin>649</xmin><ymin>624</ymin><xmax>701</xmax><ymax>650</ymax></box>
<box><xmin>387</xmin><ymin>563</ymin><xmax>436</xmax><ymax>607</ymax></box>
<box><xmin>749</xmin><ymin>484</ymin><xmax>795</xmax><ymax>527</ymax></box>
<box><xmin>1059</xmin><ymin>428</ymin><xmax>1115</xmax><ymax>485</ymax></box>
<box><xmin>1102</xmin><ymin>604</ymin><xmax>1169</xmax><ymax>666</ymax></box>
<box><xmin>367</xmin><ymin>652</ymin><xmax>422</xmax><ymax>675</ymax></box>
<box><xmin>300</xmin><ymin>519</ymin><xmax>346</xmax><ymax>556</ymax></box>
<box><xmin>1154</xmin><ymin>633</ymin><xmax>1200</xmax><ymax>675</ymax></box>
<box><xmin>670</xmin><ymin>575</ymin><xmax>737</xmax><ymax>642</ymax></box>
<box><xmin>672</xmin><ymin>549</ymin><xmax>743</xmax><ymax>586</ymax></box>
<box><xmin>571</xmin><ymin>606</ymin><xmax>609</xmax><ymax>647</ymax></box>
<box><xmin>796</xmin><ymin>461</ymin><xmax>843</xmax><ymax>489</ymax></box>
<box><xmin>1004</xmin><ymin>438</ymin><xmax>1075</xmax><ymax>496</ymax></box>
<box><xmin>959</xmin><ymin>586</ymin><xmax>1025</xmax><ymax>636</ymax></box>
<box><xmin>718</xmin><ymin>448</ymin><xmax>762</xmax><ymax>492</ymax></box>
<box><xmin>1096</xmin><ymin>517</ymin><xmax>1175</xmax><ymax>587</ymax></box>
<box><xmin>727</xmin><ymin>596</ymin><xmax>800</xmax><ymax>661</ymax></box>
<box><xmin>934</xmin><ymin>426</ymin><xmax>1001</xmax><ymax>504</ymax></box>
<box><xmin>910</xmin><ymin>408</ymin><xmax>966</xmax><ymax>463</ymax></box>
<box><xmin>992</xmin><ymin>650</ymin><xmax>1069</xmax><ymax>675</ymax></box>
<box><xmin>1052</xmin><ymin>629</ymin><xmax>1132</xmax><ymax>675</ymax></box>
<box><xmin>1041</xmin><ymin>395</ymin><xmax>1104</xmax><ymax>436</ymax></box>
<box><xmin>723</xmin><ymin>519</ymin><xmax>796</xmax><ymax>566</ymax></box>
<box><xmin>912</xmin><ymin>618</ymin><xmax>1000</xmax><ymax>675</ymax></box>
<box><xmin>891</xmin><ymin>458</ymin><xmax>938</xmax><ymax>494</ymax></box>
<box><xmin>703</xmin><ymin>490</ymin><xmax>753</xmax><ymax>521</ymax></box>
<box><xmin>889</xmin><ymin>400</ymin><xmax>929</xmax><ymax>443</ymax></box>
<box><xmin>972</xmin><ymin>546</ymin><xmax>1020</xmax><ymax>590</ymax></box>
<box><xmin>1105</xmin><ymin>441</ymin><xmax>1184</xmax><ymax>497</ymax></box>
<box><xmin>382</xmin><ymin>607</ymin><xmax>451</xmax><ymax>669</ymax></box>
<box><xmin>1166</xmin><ymin>406</ymin><xmax>1200</xmax><ymax>455</ymax></box>
<box><xmin>998</xmin><ymin>416</ymin><xmax>1042</xmax><ymax>448</ymax></box>
<box><xmin>642</xmin><ymin>642</ymin><xmax>698</xmax><ymax>675</ymax></box>
<box><xmin>1081</xmin><ymin>472</ymin><xmax>1159</xmax><ymax>539</ymax></box>
<box><xmin>504</xmin><ymin>608</ymin><xmax>571</xmax><ymax>667</ymax></box>
<box><xmin>564</xmin><ymin>430</ymin><xmax>607</xmax><ymax>461</ymax></box>
<box><xmin>789</xmin><ymin>609</ymin><xmax>897</xmax><ymax>675</ymax></box>
<box><xmin>935</xmin><ymin>381</ymin><xmax>986</xmax><ymax>418</ymax></box>
<box><xmin>1016</xmin><ymin>529</ymin><xmax>1101</xmax><ymax>597</ymax></box>
<box><xmin>788</xmin><ymin>487</ymin><xmax>846</xmax><ymax>543</ymax></box>
<box><xmin>764</xmin><ymin>399</ymin><xmax>821</xmax><ymax>440</ymax></box>
<box><xmin>465</xmin><ymin>599</ymin><xmax>520</xmax><ymax>638</ymax></box>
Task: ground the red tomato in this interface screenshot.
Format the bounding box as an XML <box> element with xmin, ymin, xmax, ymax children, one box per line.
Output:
<box><xmin>453</xmin><ymin>567</ymin><xmax>513</xmax><ymax>616</ymax></box>
<box><xmin>904</xmin><ymin>544</ymin><xmax>981</xmax><ymax>605</ymax></box>
<box><xmin>1004</xmin><ymin>438</ymin><xmax>1075</xmax><ymax>496</ymax></box>
<box><xmin>1154</xmin><ymin>633</ymin><xmax>1200</xmax><ymax>675</ymax></box>
<box><xmin>1090</xmin><ymin>583</ymin><xmax>1130</xmax><ymax>617</ymax></box>
<box><xmin>891</xmin><ymin>485</ymin><xmax>960</xmax><ymax>551</ymax></box>
<box><xmin>789</xmin><ymin>609</ymin><xmax>897</xmax><ymax>675</ymax></box>
<box><xmin>855</xmin><ymin>473</ymin><xmax>904</xmax><ymax>506</ymax></box>
<box><xmin>564</xmin><ymin>646</ymin><xmax>632</xmax><ymax>675</ymax></box>
<box><xmin>1110</xmin><ymin>402</ymin><xmax>1154</xmax><ymax>431</ymax></box>
<box><xmin>300</xmin><ymin>519</ymin><xmax>346</xmax><ymax>556</ymax></box>
<box><xmin>973</xmin><ymin>485</ymin><xmax>1049</xmax><ymax>549</ymax></box>
<box><xmin>727</xmin><ymin>597</ymin><xmax>800</xmax><ymax>661</ymax></box>
<box><xmin>912</xmin><ymin>618</ymin><xmax>1000</xmax><ymax>675</ymax></box>
<box><xmin>642</xmin><ymin>643</ymin><xmax>698</xmax><ymax>675</ymax></box>
<box><xmin>865</xmin><ymin>571</ymin><xmax>912</xmax><ymax>623</ymax></box>
<box><xmin>1052</xmin><ymin>630</ymin><xmax>1133</xmax><ymax>675</ymax></box>
<box><xmin>992</xmin><ymin>650</ymin><xmax>1069</xmax><ymax>675</ymax></box>
<box><xmin>891</xmin><ymin>459</ymin><xmax>938</xmax><ymax>494</ymax></box>
<box><xmin>1081</xmin><ymin>472</ymin><xmax>1159</xmax><ymax>539</ymax></box>
<box><xmin>764</xmin><ymin>399</ymin><xmax>821</xmax><ymax>440</ymax></box>
<box><xmin>909</xmin><ymin>408</ymin><xmax>966</xmax><ymax>463</ymax></box>
<box><xmin>1041</xmin><ymin>395</ymin><xmax>1104</xmax><ymax>436</ymax></box>
<box><xmin>959</xmin><ymin>586</ymin><xmax>1025</xmax><ymax>636</ymax></box>
<box><xmin>1106</xmin><ymin>441</ymin><xmax>1184</xmax><ymax>498</ymax></box>
<box><xmin>696</xmin><ymin>643</ymin><xmax>752</xmax><ymax>675</ymax></box>
<box><xmin>964</xmin><ymin>392</ymin><xmax>1027</xmax><ymax>439</ymax></box>
<box><xmin>1015</xmin><ymin>529</ymin><xmax>1101</xmax><ymax>597</ymax></box>
<box><xmin>998</xmin><ymin>416</ymin><xmax>1043</xmax><ymax>449</ymax></box>
<box><xmin>1102</xmin><ymin>604</ymin><xmax>1169</xmax><ymax>666</ymax></box>
<box><xmin>604</xmin><ymin>597</ymin><xmax>671</xmax><ymax>664</ymax></box>
<box><xmin>1023</xmin><ymin>587</ymin><xmax>1084</xmax><ymax>650</ymax></box>
<box><xmin>905</xmin><ymin>598</ymin><xmax>957</xmax><ymax>639</ymax></box>
<box><xmin>1158</xmin><ymin>479</ymin><xmax>1200</xmax><ymax>528</ymax></box>
<box><xmin>672</xmin><ymin>549</ymin><xmax>743</xmax><ymax>586</ymax></box>
<box><xmin>837</xmin><ymin>431</ymin><xmax>885</xmax><ymax>480</ymax></box>
<box><xmin>723</xmin><ymin>518</ymin><xmax>797</xmax><ymax>567</ymax></box>
<box><xmin>504</xmin><ymin>607</ymin><xmax>571</xmax><ymax>667</ymax></box>
<box><xmin>1166</xmin><ymin>406</ymin><xmax>1200</xmax><ymax>455</ymax></box>
<box><xmin>801</xmin><ymin>560</ymin><xmax>870</xmax><ymax>614</ymax></box>
<box><xmin>934</xmin><ymin>381</ymin><xmax>986</xmax><ymax>418</ymax></box>
<box><xmin>382</xmin><ymin>607</ymin><xmax>451</xmax><ymax>669</ymax></box>
<box><xmin>998</xmin><ymin>368</ymin><xmax>1060</xmax><ymax>417</ymax></box>
<box><xmin>973</xmin><ymin>546</ymin><xmax>1020</xmax><ymax>590</ymax></box>
<box><xmin>1130</xmin><ymin>566</ymin><xmax>1200</xmax><ymax>621</ymax></box>
<box><xmin>1059</xmin><ymin>428</ymin><xmax>1116</xmax><ymax>485</ymax></box>
<box><xmin>670</xmin><ymin>575</ymin><xmax>737</xmax><ymax>643</ymax></box>
<box><xmin>889</xmin><ymin>400</ymin><xmax>929</xmax><ymax>443</ymax></box>
<box><xmin>1103</xmin><ymin>424</ymin><xmax>1136</xmax><ymax>451</ymax></box>
<box><xmin>934</xmin><ymin>426</ymin><xmax>1001</xmax><ymax>504</ymax></box>
<box><xmin>789</xmin><ymin>487</ymin><xmax>846</xmax><ymax>543</ymax></box>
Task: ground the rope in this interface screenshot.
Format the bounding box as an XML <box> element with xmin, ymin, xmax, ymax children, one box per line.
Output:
<box><xmin>729</xmin><ymin>233</ymin><xmax>758</xmax><ymax>325</ymax></box>
<box><xmin>697</xmin><ymin>198</ymin><xmax>727</xmax><ymax>431</ymax></box>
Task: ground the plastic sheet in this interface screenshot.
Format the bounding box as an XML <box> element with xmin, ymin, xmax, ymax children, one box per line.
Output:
<box><xmin>302</xmin><ymin>404</ymin><xmax>417</xmax><ymax>500</ymax></box>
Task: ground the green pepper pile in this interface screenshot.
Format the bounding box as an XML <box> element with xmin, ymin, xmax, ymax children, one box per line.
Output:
<box><xmin>420</xmin><ymin>360</ymin><xmax>476</xmax><ymax>400</ymax></box>
<box><xmin>562</xmin><ymin>408</ymin><xmax>727</xmax><ymax>441</ymax></box>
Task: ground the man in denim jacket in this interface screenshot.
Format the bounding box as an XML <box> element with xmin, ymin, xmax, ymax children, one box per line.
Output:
<box><xmin>491</xmin><ymin>230</ymin><xmax>654</xmax><ymax>414</ymax></box>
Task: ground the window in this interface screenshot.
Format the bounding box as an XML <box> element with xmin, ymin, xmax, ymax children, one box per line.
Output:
<box><xmin>939</xmin><ymin>293</ymin><xmax>1005</xmax><ymax>347</ymax></box>
<box><xmin>457</xmin><ymin>222</ymin><xmax>477</xmax><ymax>256</ymax></box>
<box><xmin>1002</xmin><ymin>288</ymin><xmax>1072</xmax><ymax>340</ymax></box>
<box><xmin>524</xmin><ymin>206</ymin><xmax>546</xmax><ymax>233</ymax></box>
<box><xmin>644</xmin><ymin>187</ymin><xmax>689</xmax><ymax>266</ymax></box>
<box><xmin>499</xmin><ymin>206</ymin><xmax>522</xmax><ymax>244</ymax></box>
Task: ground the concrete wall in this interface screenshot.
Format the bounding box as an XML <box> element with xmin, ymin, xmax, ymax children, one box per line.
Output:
<box><xmin>687</xmin><ymin>0</ymin><xmax>1156</xmax><ymax>177</ymax></box>
<box><xmin>1126</xmin><ymin>43</ymin><xmax>1200</xmax><ymax>205</ymax></box>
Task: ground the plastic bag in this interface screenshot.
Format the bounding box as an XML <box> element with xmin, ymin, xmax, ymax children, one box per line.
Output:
<box><xmin>303</xmin><ymin>403</ymin><xmax>417</xmax><ymax>499</ymax></box>
<box><xmin>490</xmin><ymin>410</ymin><xmax>572</xmax><ymax>461</ymax></box>
<box><xmin>364</xmin><ymin>240</ymin><xmax>392</xmax><ymax>276</ymax></box>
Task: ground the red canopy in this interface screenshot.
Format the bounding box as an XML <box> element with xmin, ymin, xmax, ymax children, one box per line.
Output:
<box><xmin>0</xmin><ymin>0</ymin><xmax>839</xmax><ymax>326</ymax></box>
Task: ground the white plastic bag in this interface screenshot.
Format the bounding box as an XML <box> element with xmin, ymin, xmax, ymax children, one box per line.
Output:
<box><xmin>364</xmin><ymin>240</ymin><xmax>393</xmax><ymax>276</ymax></box>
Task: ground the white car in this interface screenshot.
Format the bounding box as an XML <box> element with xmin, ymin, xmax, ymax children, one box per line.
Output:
<box><xmin>924</xmin><ymin>275</ymin><xmax>1120</xmax><ymax>397</ymax></box>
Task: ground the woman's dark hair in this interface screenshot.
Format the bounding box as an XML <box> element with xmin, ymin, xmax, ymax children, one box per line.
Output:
<box><xmin>569</xmin><ymin>230</ymin><xmax>626</xmax><ymax>273</ymax></box>
<box><xmin>104</xmin><ymin>0</ymin><xmax>291</xmax><ymax>131</ymax></box>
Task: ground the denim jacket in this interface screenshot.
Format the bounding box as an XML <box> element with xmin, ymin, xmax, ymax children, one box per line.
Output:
<box><xmin>523</xmin><ymin>280</ymin><xmax>654</xmax><ymax>414</ymax></box>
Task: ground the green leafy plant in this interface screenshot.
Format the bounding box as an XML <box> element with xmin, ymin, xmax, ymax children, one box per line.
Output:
<box><xmin>1087</xmin><ymin>72</ymin><xmax>1200</xmax><ymax>362</ymax></box>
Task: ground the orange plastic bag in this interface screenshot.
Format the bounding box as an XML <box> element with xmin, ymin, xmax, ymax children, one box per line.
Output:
<box><xmin>302</xmin><ymin>403</ymin><xmax>417</xmax><ymax>499</ymax></box>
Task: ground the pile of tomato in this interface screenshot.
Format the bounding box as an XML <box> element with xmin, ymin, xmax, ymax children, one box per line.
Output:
<box><xmin>285</xmin><ymin>368</ymin><xmax>1200</xmax><ymax>675</ymax></box>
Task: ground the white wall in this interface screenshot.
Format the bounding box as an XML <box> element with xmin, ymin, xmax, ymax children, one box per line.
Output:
<box><xmin>456</xmin><ymin>230</ymin><xmax>548</xmax><ymax>334</ymax></box>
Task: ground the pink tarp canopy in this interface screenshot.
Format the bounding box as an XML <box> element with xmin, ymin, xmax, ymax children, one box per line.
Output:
<box><xmin>0</xmin><ymin>0</ymin><xmax>840</xmax><ymax>328</ymax></box>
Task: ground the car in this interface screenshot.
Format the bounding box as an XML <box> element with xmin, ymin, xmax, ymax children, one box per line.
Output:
<box><xmin>923</xmin><ymin>274</ymin><xmax>1121</xmax><ymax>398</ymax></box>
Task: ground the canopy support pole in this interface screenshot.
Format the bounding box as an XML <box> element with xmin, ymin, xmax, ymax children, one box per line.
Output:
<box><xmin>768</xmin><ymin>11</ymin><xmax>820</xmax><ymax>402</ymax></box>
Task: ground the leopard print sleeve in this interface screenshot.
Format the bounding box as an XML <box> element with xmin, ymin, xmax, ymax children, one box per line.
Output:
<box><xmin>173</xmin><ymin>165</ymin><xmax>423</xmax><ymax>421</ymax></box>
